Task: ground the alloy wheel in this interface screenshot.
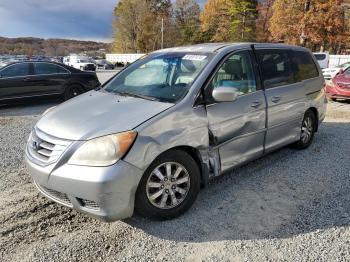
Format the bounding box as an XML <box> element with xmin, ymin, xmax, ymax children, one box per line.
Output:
<box><xmin>301</xmin><ymin>116</ymin><xmax>313</xmax><ymax>143</ymax></box>
<box><xmin>146</xmin><ymin>162</ymin><xmax>190</xmax><ymax>210</ymax></box>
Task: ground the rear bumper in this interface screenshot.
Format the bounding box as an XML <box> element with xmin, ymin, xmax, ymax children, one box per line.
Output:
<box><xmin>25</xmin><ymin>155</ymin><xmax>143</xmax><ymax>222</ymax></box>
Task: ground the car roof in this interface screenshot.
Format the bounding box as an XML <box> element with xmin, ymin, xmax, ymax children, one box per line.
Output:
<box><xmin>1</xmin><ymin>60</ymin><xmax>77</xmax><ymax>72</ymax></box>
<box><xmin>153</xmin><ymin>42</ymin><xmax>310</xmax><ymax>54</ymax></box>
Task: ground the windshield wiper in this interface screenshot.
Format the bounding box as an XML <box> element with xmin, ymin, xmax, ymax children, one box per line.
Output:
<box><xmin>115</xmin><ymin>91</ymin><xmax>159</xmax><ymax>101</ymax></box>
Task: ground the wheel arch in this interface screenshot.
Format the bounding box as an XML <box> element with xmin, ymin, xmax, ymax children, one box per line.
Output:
<box><xmin>149</xmin><ymin>146</ymin><xmax>209</xmax><ymax>188</ymax></box>
<box><xmin>66</xmin><ymin>81</ymin><xmax>87</xmax><ymax>91</ymax></box>
<box><xmin>307</xmin><ymin>107</ymin><xmax>319</xmax><ymax>132</ymax></box>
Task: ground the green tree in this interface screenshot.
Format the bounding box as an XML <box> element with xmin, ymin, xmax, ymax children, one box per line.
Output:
<box><xmin>230</xmin><ymin>0</ymin><xmax>258</xmax><ymax>41</ymax></box>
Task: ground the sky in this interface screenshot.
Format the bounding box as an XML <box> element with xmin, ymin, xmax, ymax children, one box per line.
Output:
<box><xmin>0</xmin><ymin>0</ymin><xmax>207</xmax><ymax>43</ymax></box>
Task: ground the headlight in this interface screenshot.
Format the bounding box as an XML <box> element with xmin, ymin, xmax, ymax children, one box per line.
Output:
<box><xmin>68</xmin><ymin>131</ymin><xmax>137</xmax><ymax>166</ymax></box>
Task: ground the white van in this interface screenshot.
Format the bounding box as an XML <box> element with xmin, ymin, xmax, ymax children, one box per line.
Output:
<box><xmin>63</xmin><ymin>55</ymin><xmax>96</xmax><ymax>71</ymax></box>
<box><xmin>313</xmin><ymin>52</ymin><xmax>330</xmax><ymax>69</ymax></box>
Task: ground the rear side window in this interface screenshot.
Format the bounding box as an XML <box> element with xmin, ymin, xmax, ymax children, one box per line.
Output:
<box><xmin>0</xmin><ymin>63</ymin><xmax>30</xmax><ymax>78</ymax></box>
<box><xmin>33</xmin><ymin>63</ymin><xmax>68</xmax><ymax>75</ymax></box>
<box><xmin>291</xmin><ymin>51</ymin><xmax>319</xmax><ymax>81</ymax></box>
<box><xmin>257</xmin><ymin>50</ymin><xmax>294</xmax><ymax>89</ymax></box>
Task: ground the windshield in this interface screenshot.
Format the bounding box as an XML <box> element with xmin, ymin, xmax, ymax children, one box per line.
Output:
<box><xmin>103</xmin><ymin>52</ymin><xmax>212</xmax><ymax>103</ymax></box>
<box><xmin>338</xmin><ymin>62</ymin><xmax>350</xmax><ymax>69</ymax></box>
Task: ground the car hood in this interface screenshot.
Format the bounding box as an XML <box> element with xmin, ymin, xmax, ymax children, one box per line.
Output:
<box><xmin>36</xmin><ymin>91</ymin><xmax>173</xmax><ymax>141</ymax></box>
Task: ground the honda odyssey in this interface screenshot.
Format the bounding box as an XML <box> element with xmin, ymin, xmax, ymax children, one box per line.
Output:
<box><xmin>25</xmin><ymin>43</ymin><xmax>327</xmax><ymax>221</ymax></box>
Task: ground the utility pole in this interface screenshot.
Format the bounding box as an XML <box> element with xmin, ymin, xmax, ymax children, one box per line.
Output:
<box><xmin>161</xmin><ymin>18</ymin><xmax>164</xmax><ymax>49</ymax></box>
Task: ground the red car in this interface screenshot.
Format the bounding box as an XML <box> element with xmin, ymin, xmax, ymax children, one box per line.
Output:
<box><xmin>325</xmin><ymin>67</ymin><xmax>350</xmax><ymax>100</ymax></box>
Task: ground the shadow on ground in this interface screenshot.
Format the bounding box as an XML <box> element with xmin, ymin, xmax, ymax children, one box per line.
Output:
<box><xmin>127</xmin><ymin>121</ymin><xmax>350</xmax><ymax>242</ymax></box>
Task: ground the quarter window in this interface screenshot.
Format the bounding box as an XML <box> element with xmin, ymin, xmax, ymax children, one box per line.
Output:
<box><xmin>291</xmin><ymin>51</ymin><xmax>319</xmax><ymax>81</ymax></box>
<box><xmin>257</xmin><ymin>50</ymin><xmax>294</xmax><ymax>89</ymax></box>
<box><xmin>0</xmin><ymin>63</ymin><xmax>30</xmax><ymax>78</ymax></box>
<box><xmin>33</xmin><ymin>63</ymin><xmax>68</xmax><ymax>75</ymax></box>
<box><xmin>209</xmin><ymin>51</ymin><xmax>257</xmax><ymax>97</ymax></box>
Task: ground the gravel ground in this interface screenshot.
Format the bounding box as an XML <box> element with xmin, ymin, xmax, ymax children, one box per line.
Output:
<box><xmin>0</xmin><ymin>100</ymin><xmax>349</xmax><ymax>261</ymax></box>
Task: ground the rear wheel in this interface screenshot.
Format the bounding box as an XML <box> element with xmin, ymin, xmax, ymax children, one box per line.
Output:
<box><xmin>135</xmin><ymin>150</ymin><xmax>200</xmax><ymax>220</ymax></box>
<box><xmin>64</xmin><ymin>84</ymin><xmax>84</xmax><ymax>101</ymax></box>
<box><xmin>293</xmin><ymin>111</ymin><xmax>316</xmax><ymax>149</ymax></box>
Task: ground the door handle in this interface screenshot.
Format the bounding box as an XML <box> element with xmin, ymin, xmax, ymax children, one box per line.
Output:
<box><xmin>251</xmin><ymin>101</ymin><xmax>262</xmax><ymax>108</ymax></box>
<box><xmin>23</xmin><ymin>77</ymin><xmax>31</xmax><ymax>82</ymax></box>
<box><xmin>271</xmin><ymin>96</ymin><xmax>281</xmax><ymax>103</ymax></box>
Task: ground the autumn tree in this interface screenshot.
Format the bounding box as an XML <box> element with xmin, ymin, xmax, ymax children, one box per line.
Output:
<box><xmin>269</xmin><ymin>0</ymin><xmax>349</xmax><ymax>52</ymax></box>
<box><xmin>173</xmin><ymin>0</ymin><xmax>201</xmax><ymax>45</ymax></box>
<box><xmin>269</xmin><ymin>0</ymin><xmax>304</xmax><ymax>45</ymax></box>
<box><xmin>113</xmin><ymin>0</ymin><xmax>172</xmax><ymax>53</ymax></box>
<box><xmin>256</xmin><ymin>0</ymin><xmax>275</xmax><ymax>42</ymax></box>
<box><xmin>304</xmin><ymin>0</ymin><xmax>348</xmax><ymax>52</ymax></box>
<box><xmin>200</xmin><ymin>0</ymin><xmax>232</xmax><ymax>42</ymax></box>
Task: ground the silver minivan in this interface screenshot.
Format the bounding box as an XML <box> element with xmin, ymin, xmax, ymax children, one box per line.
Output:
<box><xmin>25</xmin><ymin>43</ymin><xmax>327</xmax><ymax>221</ymax></box>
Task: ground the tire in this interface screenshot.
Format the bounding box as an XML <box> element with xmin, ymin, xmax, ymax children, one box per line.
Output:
<box><xmin>64</xmin><ymin>84</ymin><xmax>85</xmax><ymax>101</ymax></box>
<box><xmin>293</xmin><ymin>110</ymin><xmax>316</xmax><ymax>150</ymax></box>
<box><xmin>135</xmin><ymin>150</ymin><xmax>201</xmax><ymax>220</ymax></box>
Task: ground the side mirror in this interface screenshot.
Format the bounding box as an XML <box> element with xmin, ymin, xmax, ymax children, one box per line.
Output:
<box><xmin>338</xmin><ymin>68</ymin><xmax>344</xmax><ymax>75</ymax></box>
<box><xmin>212</xmin><ymin>87</ymin><xmax>239</xmax><ymax>102</ymax></box>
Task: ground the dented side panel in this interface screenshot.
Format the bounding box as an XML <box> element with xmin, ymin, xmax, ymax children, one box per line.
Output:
<box><xmin>124</xmin><ymin>104</ymin><xmax>211</xmax><ymax>175</ymax></box>
<box><xmin>206</xmin><ymin>90</ymin><xmax>267</xmax><ymax>172</ymax></box>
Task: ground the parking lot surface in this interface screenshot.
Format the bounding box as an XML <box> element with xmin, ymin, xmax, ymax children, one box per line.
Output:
<box><xmin>0</xmin><ymin>98</ymin><xmax>349</xmax><ymax>261</ymax></box>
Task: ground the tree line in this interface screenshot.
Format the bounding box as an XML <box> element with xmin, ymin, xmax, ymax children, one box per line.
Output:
<box><xmin>0</xmin><ymin>37</ymin><xmax>111</xmax><ymax>56</ymax></box>
<box><xmin>112</xmin><ymin>0</ymin><xmax>350</xmax><ymax>54</ymax></box>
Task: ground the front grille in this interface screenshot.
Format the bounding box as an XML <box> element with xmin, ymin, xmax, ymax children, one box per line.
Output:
<box><xmin>35</xmin><ymin>182</ymin><xmax>72</xmax><ymax>207</ymax></box>
<box><xmin>27</xmin><ymin>128</ymin><xmax>72</xmax><ymax>166</ymax></box>
<box><xmin>78</xmin><ymin>198</ymin><xmax>100</xmax><ymax>210</ymax></box>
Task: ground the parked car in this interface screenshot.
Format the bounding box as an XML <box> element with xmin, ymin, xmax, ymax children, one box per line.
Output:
<box><xmin>94</xmin><ymin>59</ymin><xmax>115</xmax><ymax>70</ymax></box>
<box><xmin>0</xmin><ymin>61</ymin><xmax>100</xmax><ymax>102</ymax></box>
<box><xmin>325</xmin><ymin>66</ymin><xmax>350</xmax><ymax>100</ymax></box>
<box><xmin>63</xmin><ymin>55</ymin><xmax>96</xmax><ymax>71</ymax></box>
<box><xmin>313</xmin><ymin>52</ymin><xmax>330</xmax><ymax>69</ymax></box>
<box><xmin>322</xmin><ymin>61</ymin><xmax>350</xmax><ymax>80</ymax></box>
<box><xmin>114</xmin><ymin>62</ymin><xmax>126</xmax><ymax>68</ymax></box>
<box><xmin>25</xmin><ymin>43</ymin><xmax>327</xmax><ymax>221</ymax></box>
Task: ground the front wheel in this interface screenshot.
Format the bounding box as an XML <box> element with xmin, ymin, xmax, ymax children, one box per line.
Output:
<box><xmin>64</xmin><ymin>84</ymin><xmax>84</xmax><ymax>101</ymax></box>
<box><xmin>135</xmin><ymin>150</ymin><xmax>200</xmax><ymax>220</ymax></box>
<box><xmin>293</xmin><ymin>111</ymin><xmax>316</xmax><ymax>149</ymax></box>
